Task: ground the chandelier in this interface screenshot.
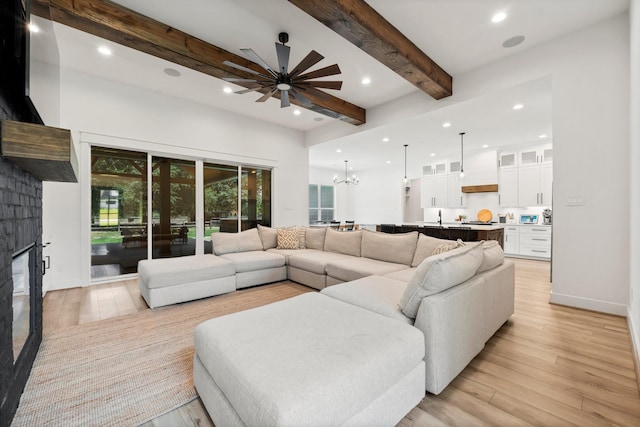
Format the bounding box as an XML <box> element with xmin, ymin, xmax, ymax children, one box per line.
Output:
<box><xmin>333</xmin><ymin>160</ymin><xmax>359</xmax><ymax>185</ymax></box>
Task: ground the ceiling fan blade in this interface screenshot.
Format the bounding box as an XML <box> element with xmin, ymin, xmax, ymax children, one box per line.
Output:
<box><xmin>296</xmin><ymin>64</ymin><xmax>341</xmax><ymax>81</ymax></box>
<box><xmin>289</xmin><ymin>50</ymin><xmax>324</xmax><ymax>78</ymax></box>
<box><xmin>289</xmin><ymin>89</ymin><xmax>313</xmax><ymax>108</ymax></box>
<box><xmin>281</xmin><ymin>90</ymin><xmax>290</xmax><ymax>108</ymax></box>
<box><xmin>235</xmin><ymin>86</ymin><xmax>268</xmax><ymax>95</ymax></box>
<box><xmin>275</xmin><ymin>42</ymin><xmax>290</xmax><ymax>75</ymax></box>
<box><xmin>223</xmin><ymin>78</ymin><xmax>259</xmax><ymax>83</ymax></box>
<box><xmin>298</xmin><ymin>80</ymin><xmax>343</xmax><ymax>90</ymax></box>
<box><xmin>240</xmin><ymin>48</ymin><xmax>278</xmax><ymax>77</ymax></box>
<box><xmin>256</xmin><ymin>87</ymin><xmax>278</xmax><ymax>102</ymax></box>
<box><xmin>223</xmin><ymin>60</ymin><xmax>271</xmax><ymax>79</ymax></box>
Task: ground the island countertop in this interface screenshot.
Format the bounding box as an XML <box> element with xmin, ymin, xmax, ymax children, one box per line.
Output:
<box><xmin>376</xmin><ymin>223</ymin><xmax>505</xmax><ymax>248</ymax></box>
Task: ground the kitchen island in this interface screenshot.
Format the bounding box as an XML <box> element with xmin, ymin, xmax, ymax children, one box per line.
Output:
<box><xmin>376</xmin><ymin>223</ymin><xmax>505</xmax><ymax>248</ymax></box>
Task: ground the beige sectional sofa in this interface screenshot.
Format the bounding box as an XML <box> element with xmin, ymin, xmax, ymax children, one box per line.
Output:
<box><xmin>140</xmin><ymin>225</ymin><xmax>514</xmax><ymax>396</ymax></box>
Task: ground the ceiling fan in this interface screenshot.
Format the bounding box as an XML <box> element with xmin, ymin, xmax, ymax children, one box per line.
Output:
<box><xmin>223</xmin><ymin>32</ymin><xmax>342</xmax><ymax>108</ymax></box>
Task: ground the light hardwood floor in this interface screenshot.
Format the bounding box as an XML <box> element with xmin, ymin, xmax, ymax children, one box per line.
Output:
<box><xmin>43</xmin><ymin>258</ymin><xmax>640</xmax><ymax>426</ymax></box>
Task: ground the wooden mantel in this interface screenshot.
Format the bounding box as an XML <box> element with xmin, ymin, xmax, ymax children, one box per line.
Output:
<box><xmin>1</xmin><ymin>120</ymin><xmax>78</xmax><ymax>182</ymax></box>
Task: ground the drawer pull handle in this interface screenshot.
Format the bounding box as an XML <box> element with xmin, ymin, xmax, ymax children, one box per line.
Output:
<box><xmin>532</xmin><ymin>250</ymin><xmax>547</xmax><ymax>253</ymax></box>
<box><xmin>532</xmin><ymin>238</ymin><xmax>547</xmax><ymax>241</ymax></box>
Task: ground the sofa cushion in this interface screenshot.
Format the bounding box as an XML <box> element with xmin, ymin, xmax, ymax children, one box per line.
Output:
<box><xmin>411</xmin><ymin>234</ymin><xmax>455</xmax><ymax>267</ymax></box>
<box><xmin>304</xmin><ymin>227</ymin><xmax>326</xmax><ymax>250</ymax></box>
<box><xmin>288</xmin><ymin>251</ymin><xmax>358</xmax><ymax>275</ymax></box>
<box><xmin>257</xmin><ymin>224</ymin><xmax>277</xmax><ymax>250</ymax></box>
<box><xmin>384</xmin><ymin>267</ymin><xmax>417</xmax><ymax>283</ymax></box>
<box><xmin>477</xmin><ymin>240</ymin><xmax>505</xmax><ymax>273</ymax></box>
<box><xmin>267</xmin><ymin>248</ymin><xmax>323</xmax><ymax>262</ymax></box>
<box><xmin>276</xmin><ymin>228</ymin><xmax>300</xmax><ymax>249</ymax></box>
<box><xmin>138</xmin><ymin>255</ymin><xmax>235</xmax><ymax>289</ymax></box>
<box><xmin>361</xmin><ymin>230</ymin><xmax>418</xmax><ymax>266</ymax></box>
<box><xmin>323</xmin><ymin>228</ymin><xmax>362</xmax><ymax>257</ymax></box>
<box><xmin>211</xmin><ymin>228</ymin><xmax>264</xmax><ymax>255</ymax></box>
<box><xmin>220</xmin><ymin>251</ymin><xmax>285</xmax><ymax>273</ymax></box>
<box><xmin>325</xmin><ymin>257</ymin><xmax>409</xmax><ymax>283</ymax></box>
<box><xmin>321</xmin><ymin>275</ymin><xmax>413</xmax><ymax>324</ymax></box>
<box><xmin>399</xmin><ymin>242</ymin><xmax>484</xmax><ymax>318</ymax></box>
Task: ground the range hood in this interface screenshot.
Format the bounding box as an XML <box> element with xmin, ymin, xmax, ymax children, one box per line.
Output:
<box><xmin>1</xmin><ymin>120</ymin><xmax>77</xmax><ymax>182</ymax></box>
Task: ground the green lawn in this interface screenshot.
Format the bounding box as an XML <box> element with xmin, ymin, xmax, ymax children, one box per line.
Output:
<box><xmin>91</xmin><ymin>226</ymin><xmax>220</xmax><ymax>244</ymax></box>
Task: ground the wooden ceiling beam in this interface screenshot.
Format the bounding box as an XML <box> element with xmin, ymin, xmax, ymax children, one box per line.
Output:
<box><xmin>31</xmin><ymin>0</ymin><xmax>366</xmax><ymax>125</ymax></box>
<box><xmin>288</xmin><ymin>0</ymin><xmax>452</xmax><ymax>100</ymax></box>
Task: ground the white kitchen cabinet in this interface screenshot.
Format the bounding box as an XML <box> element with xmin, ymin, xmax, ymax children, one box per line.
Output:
<box><xmin>518</xmin><ymin>163</ymin><xmax>552</xmax><ymax>206</ymax></box>
<box><xmin>503</xmin><ymin>225</ymin><xmax>519</xmax><ymax>255</ymax></box>
<box><xmin>422</xmin><ymin>162</ymin><xmax>447</xmax><ymax>175</ymax></box>
<box><xmin>447</xmin><ymin>173</ymin><xmax>466</xmax><ymax>208</ymax></box>
<box><xmin>518</xmin><ymin>225</ymin><xmax>552</xmax><ymax>259</ymax></box>
<box><xmin>498</xmin><ymin>151</ymin><xmax>517</xmax><ymax>168</ymax></box>
<box><xmin>519</xmin><ymin>145</ymin><xmax>553</xmax><ymax>165</ymax></box>
<box><xmin>498</xmin><ymin>168</ymin><xmax>518</xmax><ymax>207</ymax></box>
<box><xmin>421</xmin><ymin>174</ymin><xmax>448</xmax><ymax>208</ymax></box>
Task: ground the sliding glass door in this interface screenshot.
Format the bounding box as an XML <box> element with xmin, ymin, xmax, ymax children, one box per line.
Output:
<box><xmin>203</xmin><ymin>163</ymin><xmax>238</xmax><ymax>253</ymax></box>
<box><xmin>151</xmin><ymin>157</ymin><xmax>196</xmax><ymax>259</ymax></box>
<box><xmin>90</xmin><ymin>148</ymin><xmax>148</xmax><ymax>279</ymax></box>
<box><xmin>90</xmin><ymin>147</ymin><xmax>272</xmax><ymax>279</ymax></box>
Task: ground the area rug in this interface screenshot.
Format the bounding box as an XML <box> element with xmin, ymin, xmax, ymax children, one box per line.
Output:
<box><xmin>12</xmin><ymin>282</ymin><xmax>310</xmax><ymax>427</ymax></box>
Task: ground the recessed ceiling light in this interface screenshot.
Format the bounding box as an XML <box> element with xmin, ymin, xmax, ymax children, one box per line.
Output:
<box><xmin>482</xmin><ymin>144</ymin><xmax>489</xmax><ymax>148</ymax></box>
<box><xmin>539</xmin><ymin>134</ymin><xmax>548</xmax><ymax>139</ymax></box>
<box><xmin>361</xmin><ymin>77</ymin><xmax>371</xmax><ymax>85</ymax></box>
<box><xmin>28</xmin><ymin>23</ymin><xmax>40</xmax><ymax>33</ymax></box>
<box><xmin>512</xmin><ymin>104</ymin><xmax>524</xmax><ymax>110</ymax></box>
<box><xmin>502</xmin><ymin>35</ymin><xmax>525</xmax><ymax>48</ymax></box>
<box><xmin>491</xmin><ymin>12</ymin><xmax>507</xmax><ymax>23</ymax></box>
<box><xmin>293</xmin><ymin>109</ymin><xmax>301</xmax><ymax>116</ymax></box>
<box><xmin>336</xmin><ymin>149</ymin><xmax>342</xmax><ymax>153</ymax></box>
<box><xmin>386</xmin><ymin>160</ymin><xmax>391</xmax><ymax>164</ymax></box>
<box><xmin>382</xmin><ymin>137</ymin><xmax>389</xmax><ymax>142</ymax></box>
<box><xmin>223</xmin><ymin>87</ymin><xmax>233</xmax><ymax>94</ymax></box>
<box><xmin>442</xmin><ymin>122</ymin><xmax>451</xmax><ymax>128</ymax></box>
<box><xmin>163</xmin><ymin>68</ymin><xmax>181</xmax><ymax>77</ymax></box>
<box><xmin>430</xmin><ymin>153</ymin><xmax>436</xmax><ymax>157</ymax></box>
<box><xmin>98</xmin><ymin>46</ymin><xmax>112</xmax><ymax>56</ymax></box>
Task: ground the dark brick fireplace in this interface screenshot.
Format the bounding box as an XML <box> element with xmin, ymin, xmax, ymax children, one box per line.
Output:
<box><xmin>0</xmin><ymin>0</ymin><xmax>45</xmax><ymax>425</ymax></box>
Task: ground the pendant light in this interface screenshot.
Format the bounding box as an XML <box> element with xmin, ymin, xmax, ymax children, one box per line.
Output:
<box><xmin>403</xmin><ymin>144</ymin><xmax>409</xmax><ymax>187</ymax></box>
<box><xmin>459</xmin><ymin>132</ymin><xmax>466</xmax><ymax>178</ymax></box>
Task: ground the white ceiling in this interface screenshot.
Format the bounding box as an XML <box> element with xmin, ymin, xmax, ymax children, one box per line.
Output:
<box><xmin>30</xmin><ymin>0</ymin><xmax>628</xmax><ymax>174</ymax></box>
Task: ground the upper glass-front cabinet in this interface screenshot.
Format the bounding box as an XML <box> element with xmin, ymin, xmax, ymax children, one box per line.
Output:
<box><xmin>499</xmin><ymin>152</ymin><xmax>517</xmax><ymax>168</ymax></box>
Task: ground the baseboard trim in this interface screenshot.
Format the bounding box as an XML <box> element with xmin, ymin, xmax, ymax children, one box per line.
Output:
<box><xmin>628</xmin><ymin>307</ymin><xmax>640</xmax><ymax>394</ymax></box>
<box><xmin>549</xmin><ymin>291</ymin><xmax>627</xmax><ymax>316</ymax></box>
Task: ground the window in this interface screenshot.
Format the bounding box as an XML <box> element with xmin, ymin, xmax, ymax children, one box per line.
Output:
<box><xmin>309</xmin><ymin>184</ymin><xmax>334</xmax><ymax>224</ymax></box>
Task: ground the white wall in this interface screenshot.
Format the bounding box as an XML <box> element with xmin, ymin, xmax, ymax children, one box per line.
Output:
<box><xmin>628</xmin><ymin>0</ymin><xmax>640</xmax><ymax>373</ymax></box>
<box><xmin>310</xmin><ymin>14</ymin><xmax>631</xmax><ymax>316</ymax></box>
<box><xmin>42</xmin><ymin>68</ymin><xmax>308</xmax><ymax>289</ymax></box>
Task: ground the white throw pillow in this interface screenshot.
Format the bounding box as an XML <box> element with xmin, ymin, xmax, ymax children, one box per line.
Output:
<box><xmin>399</xmin><ymin>242</ymin><xmax>484</xmax><ymax>318</ymax></box>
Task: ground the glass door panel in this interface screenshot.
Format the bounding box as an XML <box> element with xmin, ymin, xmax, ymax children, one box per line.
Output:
<box><xmin>151</xmin><ymin>157</ymin><xmax>196</xmax><ymax>259</ymax></box>
<box><xmin>91</xmin><ymin>147</ymin><xmax>148</xmax><ymax>279</ymax></box>
<box><xmin>241</xmin><ymin>167</ymin><xmax>271</xmax><ymax>231</ymax></box>
<box><xmin>203</xmin><ymin>163</ymin><xmax>238</xmax><ymax>253</ymax></box>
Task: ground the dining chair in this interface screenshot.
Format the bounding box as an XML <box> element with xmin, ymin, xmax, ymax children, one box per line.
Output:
<box><xmin>344</xmin><ymin>220</ymin><xmax>355</xmax><ymax>231</ymax></box>
<box><xmin>330</xmin><ymin>220</ymin><xmax>341</xmax><ymax>231</ymax></box>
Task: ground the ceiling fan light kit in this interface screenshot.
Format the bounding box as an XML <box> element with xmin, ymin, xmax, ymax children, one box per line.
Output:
<box><xmin>223</xmin><ymin>32</ymin><xmax>343</xmax><ymax>109</ymax></box>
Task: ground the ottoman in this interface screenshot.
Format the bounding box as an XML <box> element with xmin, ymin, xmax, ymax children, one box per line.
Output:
<box><xmin>138</xmin><ymin>255</ymin><xmax>235</xmax><ymax>308</ymax></box>
<box><xmin>194</xmin><ymin>293</ymin><xmax>425</xmax><ymax>426</ymax></box>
